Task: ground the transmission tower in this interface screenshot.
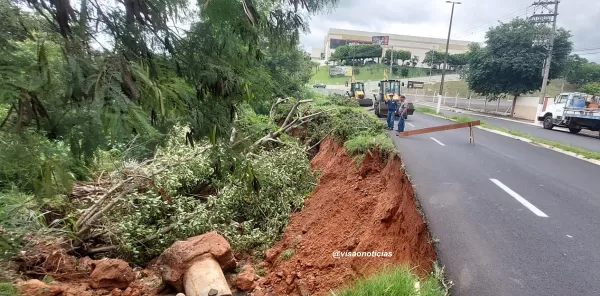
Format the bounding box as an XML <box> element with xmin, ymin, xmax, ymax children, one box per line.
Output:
<box><xmin>529</xmin><ymin>0</ymin><xmax>559</xmax><ymax>109</ymax></box>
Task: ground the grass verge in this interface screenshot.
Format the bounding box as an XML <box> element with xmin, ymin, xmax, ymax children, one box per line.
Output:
<box><xmin>331</xmin><ymin>265</ymin><xmax>446</xmax><ymax>296</ymax></box>
<box><xmin>0</xmin><ymin>283</ymin><xmax>18</xmax><ymax>296</ymax></box>
<box><xmin>415</xmin><ymin>107</ymin><xmax>600</xmax><ymax>161</ymax></box>
<box><xmin>309</xmin><ymin>92</ymin><xmax>396</xmax><ymax>158</ymax></box>
<box><xmin>310</xmin><ymin>65</ymin><xmax>436</xmax><ymax>85</ymax></box>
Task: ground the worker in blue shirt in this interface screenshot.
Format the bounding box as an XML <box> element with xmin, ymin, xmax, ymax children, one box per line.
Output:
<box><xmin>386</xmin><ymin>95</ymin><xmax>399</xmax><ymax>130</ymax></box>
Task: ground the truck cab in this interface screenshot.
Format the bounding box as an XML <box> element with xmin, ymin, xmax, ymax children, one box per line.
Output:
<box><xmin>537</xmin><ymin>92</ymin><xmax>600</xmax><ymax>135</ymax></box>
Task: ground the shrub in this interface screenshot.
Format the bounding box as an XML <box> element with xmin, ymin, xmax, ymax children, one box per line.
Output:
<box><xmin>0</xmin><ymin>132</ymin><xmax>79</xmax><ymax>198</ymax></box>
<box><xmin>401</xmin><ymin>67</ymin><xmax>410</xmax><ymax>77</ymax></box>
<box><xmin>110</xmin><ymin>126</ymin><xmax>315</xmax><ymax>263</ymax></box>
<box><xmin>353</xmin><ymin>68</ymin><xmax>360</xmax><ymax>75</ymax></box>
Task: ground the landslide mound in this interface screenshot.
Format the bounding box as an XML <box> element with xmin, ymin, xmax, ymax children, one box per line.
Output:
<box><xmin>260</xmin><ymin>138</ymin><xmax>436</xmax><ymax>296</ymax></box>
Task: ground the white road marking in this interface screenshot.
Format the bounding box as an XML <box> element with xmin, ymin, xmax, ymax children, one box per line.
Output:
<box><xmin>490</xmin><ymin>179</ymin><xmax>549</xmax><ymax>218</ymax></box>
<box><xmin>566</xmin><ymin>235</ymin><xmax>573</xmax><ymax>238</ymax></box>
<box><xmin>407</xmin><ymin>123</ymin><xmax>415</xmax><ymax>127</ymax></box>
<box><xmin>430</xmin><ymin>137</ymin><xmax>446</xmax><ymax>146</ymax></box>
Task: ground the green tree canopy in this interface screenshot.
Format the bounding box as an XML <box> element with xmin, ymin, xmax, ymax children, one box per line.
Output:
<box><xmin>330</xmin><ymin>44</ymin><xmax>382</xmax><ymax>61</ymax></box>
<box><xmin>423</xmin><ymin>50</ymin><xmax>446</xmax><ymax>68</ymax></box>
<box><xmin>384</xmin><ymin>49</ymin><xmax>411</xmax><ymax>64</ymax></box>
<box><xmin>465</xmin><ymin>18</ymin><xmax>572</xmax><ymax>98</ymax></box>
<box><xmin>564</xmin><ymin>56</ymin><xmax>600</xmax><ymax>86</ymax></box>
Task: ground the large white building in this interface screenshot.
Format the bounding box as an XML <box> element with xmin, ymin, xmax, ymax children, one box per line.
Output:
<box><xmin>313</xmin><ymin>28</ymin><xmax>474</xmax><ymax>67</ymax></box>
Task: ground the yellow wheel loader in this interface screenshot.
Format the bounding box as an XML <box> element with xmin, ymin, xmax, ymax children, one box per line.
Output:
<box><xmin>373</xmin><ymin>80</ymin><xmax>414</xmax><ymax>118</ymax></box>
<box><xmin>347</xmin><ymin>82</ymin><xmax>372</xmax><ymax>107</ymax></box>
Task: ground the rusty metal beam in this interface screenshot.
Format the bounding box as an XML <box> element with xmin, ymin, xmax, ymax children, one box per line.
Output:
<box><xmin>397</xmin><ymin>120</ymin><xmax>481</xmax><ymax>137</ymax></box>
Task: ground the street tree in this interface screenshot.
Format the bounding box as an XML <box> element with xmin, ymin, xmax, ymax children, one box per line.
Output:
<box><xmin>580</xmin><ymin>82</ymin><xmax>600</xmax><ymax>95</ymax></box>
<box><xmin>331</xmin><ymin>44</ymin><xmax>382</xmax><ymax>62</ymax></box>
<box><xmin>465</xmin><ymin>18</ymin><xmax>572</xmax><ymax>98</ymax></box>
<box><xmin>423</xmin><ymin>50</ymin><xmax>446</xmax><ymax>69</ymax></box>
<box><xmin>565</xmin><ymin>58</ymin><xmax>600</xmax><ymax>86</ymax></box>
<box><xmin>410</xmin><ymin>55</ymin><xmax>419</xmax><ymax>67</ymax></box>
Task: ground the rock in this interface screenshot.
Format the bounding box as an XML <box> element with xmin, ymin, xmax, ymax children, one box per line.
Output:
<box><xmin>252</xmin><ymin>287</ymin><xmax>265</xmax><ymax>296</ymax></box>
<box><xmin>296</xmin><ymin>279</ymin><xmax>310</xmax><ymax>296</ymax></box>
<box><xmin>285</xmin><ymin>274</ymin><xmax>295</xmax><ymax>285</ymax></box>
<box><xmin>236</xmin><ymin>265</ymin><xmax>256</xmax><ymax>291</ymax></box>
<box><xmin>110</xmin><ymin>288</ymin><xmax>123</xmax><ymax>296</ymax></box>
<box><xmin>121</xmin><ymin>287</ymin><xmax>140</xmax><ymax>296</ymax></box>
<box><xmin>175</xmin><ymin>293</ymin><xmax>186</xmax><ymax>296</ymax></box>
<box><xmin>208</xmin><ymin>289</ymin><xmax>218</xmax><ymax>296</ymax></box>
<box><xmin>90</xmin><ymin>259</ymin><xmax>135</xmax><ymax>290</ymax></box>
<box><xmin>19</xmin><ymin>279</ymin><xmax>63</xmax><ymax>296</ymax></box>
<box><xmin>275</xmin><ymin>272</ymin><xmax>284</xmax><ymax>278</ymax></box>
<box><xmin>264</xmin><ymin>248</ymin><xmax>279</xmax><ymax>263</ymax></box>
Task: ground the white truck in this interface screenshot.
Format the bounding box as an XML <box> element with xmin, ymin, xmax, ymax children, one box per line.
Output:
<box><xmin>537</xmin><ymin>92</ymin><xmax>600</xmax><ymax>136</ymax></box>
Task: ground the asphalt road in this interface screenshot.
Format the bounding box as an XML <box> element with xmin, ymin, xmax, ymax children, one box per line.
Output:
<box><xmin>389</xmin><ymin>112</ymin><xmax>600</xmax><ymax>296</ymax></box>
<box><xmin>410</xmin><ymin>98</ymin><xmax>600</xmax><ymax>153</ymax></box>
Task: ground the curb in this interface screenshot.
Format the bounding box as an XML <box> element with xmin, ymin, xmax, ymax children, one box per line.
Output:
<box><xmin>413</xmin><ymin>102</ymin><xmax>540</xmax><ymax>127</ymax></box>
<box><xmin>419</xmin><ymin>112</ymin><xmax>600</xmax><ymax>167</ymax></box>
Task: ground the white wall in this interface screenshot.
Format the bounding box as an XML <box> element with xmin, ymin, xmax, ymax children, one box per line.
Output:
<box><xmin>512</xmin><ymin>96</ymin><xmax>540</xmax><ymax>121</ymax></box>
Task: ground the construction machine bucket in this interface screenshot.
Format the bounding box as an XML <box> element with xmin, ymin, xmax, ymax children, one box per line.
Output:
<box><xmin>358</xmin><ymin>99</ymin><xmax>373</xmax><ymax>107</ymax></box>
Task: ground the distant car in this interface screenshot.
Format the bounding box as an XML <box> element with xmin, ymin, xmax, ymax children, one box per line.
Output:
<box><xmin>364</xmin><ymin>60</ymin><xmax>376</xmax><ymax>65</ymax></box>
<box><xmin>313</xmin><ymin>83</ymin><xmax>326</xmax><ymax>89</ymax></box>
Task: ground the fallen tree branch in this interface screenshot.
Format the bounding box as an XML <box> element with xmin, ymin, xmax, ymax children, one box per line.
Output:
<box><xmin>76</xmin><ymin>177</ymin><xmax>134</xmax><ymax>228</ymax></box>
<box><xmin>252</xmin><ymin>111</ymin><xmax>327</xmax><ymax>148</ymax></box>
<box><xmin>308</xmin><ymin>129</ymin><xmax>334</xmax><ymax>151</ymax></box>
<box><xmin>269</xmin><ymin>98</ymin><xmax>287</xmax><ymax>124</ymax></box>
<box><xmin>230</xmin><ymin>108</ymin><xmax>238</xmax><ymax>143</ymax></box>
<box><xmin>282</xmin><ymin>99</ymin><xmax>312</xmax><ymax>128</ymax></box>
<box><xmin>75</xmin><ymin>191</ymin><xmax>127</xmax><ymax>244</ymax></box>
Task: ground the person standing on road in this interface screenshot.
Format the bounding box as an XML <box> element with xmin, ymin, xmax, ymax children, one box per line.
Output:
<box><xmin>386</xmin><ymin>95</ymin><xmax>399</xmax><ymax>130</ymax></box>
<box><xmin>397</xmin><ymin>95</ymin><xmax>408</xmax><ymax>132</ymax></box>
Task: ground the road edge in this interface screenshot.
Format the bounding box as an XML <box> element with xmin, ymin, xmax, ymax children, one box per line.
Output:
<box><xmin>420</xmin><ymin>112</ymin><xmax>600</xmax><ymax>167</ymax></box>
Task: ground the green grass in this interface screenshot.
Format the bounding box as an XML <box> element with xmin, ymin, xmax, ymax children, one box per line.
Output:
<box><xmin>308</xmin><ymin>91</ymin><xmax>398</xmax><ymax>159</ymax></box>
<box><xmin>332</xmin><ymin>265</ymin><xmax>445</xmax><ymax>296</ymax></box>
<box><xmin>280</xmin><ymin>249</ymin><xmax>294</xmax><ymax>260</ymax></box>
<box><xmin>310</xmin><ymin>65</ymin><xmax>434</xmax><ymax>85</ymax></box>
<box><xmin>423</xmin><ymin>79</ymin><xmax>577</xmax><ymax>99</ymax></box>
<box><xmin>0</xmin><ymin>283</ymin><xmax>18</xmax><ymax>296</ymax></box>
<box><xmin>344</xmin><ymin>134</ymin><xmax>396</xmax><ymax>157</ymax></box>
<box><xmin>415</xmin><ymin>108</ymin><xmax>600</xmax><ymax>161</ymax></box>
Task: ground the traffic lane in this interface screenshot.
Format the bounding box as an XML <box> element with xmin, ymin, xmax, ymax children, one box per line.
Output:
<box><xmin>391</xmin><ymin>114</ymin><xmax>542</xmax><ymax>295</ymax></box>
<box><xmin>409</xmin><ymin>98</ymin><xmax>600</xmax><ymax>153</ymax></box>
<box><xmin>392</xmin><ymin>112</ymin><xmax>600</xmax><ymax>295</ymax></box>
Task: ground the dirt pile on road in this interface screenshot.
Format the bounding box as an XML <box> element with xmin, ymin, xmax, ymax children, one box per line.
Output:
<box><xmin>258</xmin><ymin>138</ymin><xmax>436</xmax><ymax>296</ymax></box>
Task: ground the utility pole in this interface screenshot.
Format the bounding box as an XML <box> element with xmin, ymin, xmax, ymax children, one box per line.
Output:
<box><xmin>530</xmin><ymin>0</ymin><xmax>559</xmax><ymax>124</ymax></box>
<box><xmin>429</xmin><ymin>47</ymin><xmax>435</xmax><ymax>82</ymax></box>
<box><xmin>390</xmin><ymin>47</ymin><xmax>394</xmax><ymax>79</ymax></box>
<box><xmin>437</xmin><ymin>1</ymin><xmax>461</xmax><ymax>114</ymax></box>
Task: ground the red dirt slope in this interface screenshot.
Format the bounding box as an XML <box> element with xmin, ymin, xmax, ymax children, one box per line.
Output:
<box><xmin>258</xmin><ymin>138</ymin><xmax>436</xmax><ymax>296</ymax></box>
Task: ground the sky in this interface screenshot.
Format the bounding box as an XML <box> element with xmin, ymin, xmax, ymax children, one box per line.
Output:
<box><xmin>300</xmin><ymin>0</ymin><xmax>600</xmax><ymax>62</ymax></box>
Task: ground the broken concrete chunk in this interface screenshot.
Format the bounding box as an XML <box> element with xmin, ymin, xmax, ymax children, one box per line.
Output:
<box><xmin>154</xmin><ymin>231</ymin><xmax>235</xmax><ymax>295</ymax></box>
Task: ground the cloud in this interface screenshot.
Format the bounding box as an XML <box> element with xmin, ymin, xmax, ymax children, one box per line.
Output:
<box><xmin>301</xmin><ymin>0</ymin><xmax>600</xmax><ymax>62</ymax></box>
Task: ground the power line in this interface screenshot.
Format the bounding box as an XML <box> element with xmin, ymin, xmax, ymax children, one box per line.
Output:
<box><xmin>451</xmin><ymin>6</ymin><xmax>532</xmax><ymax>39</ymax></box>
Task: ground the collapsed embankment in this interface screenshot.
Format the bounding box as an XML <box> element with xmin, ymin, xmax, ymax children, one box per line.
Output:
<box><xmin>255</xmin><ymin>138</ymin><xmax>436</xmax><ymax>296</ymax></box>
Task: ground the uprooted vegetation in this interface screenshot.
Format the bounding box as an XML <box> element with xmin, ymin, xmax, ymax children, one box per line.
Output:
<box><xmin>0</xmin><ymin>93</ymin><xmax>445</xmax><ymax>295</ymax></box>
